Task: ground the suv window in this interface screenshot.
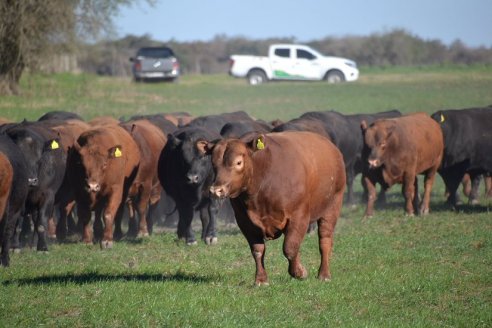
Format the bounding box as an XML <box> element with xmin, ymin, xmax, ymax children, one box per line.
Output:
<box><xmin>297</xmin><ymin>49</ymin><xmax>316</xmax><ymax>60</ymax></box>
<box><xmin>137</xmin><ymin>48</ymin><xmax>174</xmax><ymax>58</ymax></box>
<box><xmin>274</xmin><ymin>48</ymin><xmax>290</xmax><ymax>58</ymax></box>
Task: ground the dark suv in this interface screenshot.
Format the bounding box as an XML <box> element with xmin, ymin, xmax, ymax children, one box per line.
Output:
<box><xmin>130</xmin><ymin>47</ymin><xmax>180</xmax><ymax>82</ymax></box>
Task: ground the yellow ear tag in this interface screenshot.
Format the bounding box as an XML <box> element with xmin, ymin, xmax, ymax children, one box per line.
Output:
<box><xmin>114</xmin><ymin>147</ymin><xmax>122</xmax><ymax>158</ymax></box>
<box><xmin>51</xmin><ymin>140</ymin><xmax>59</xmax><ymax>150</ymax></box>
<box><xmin>256</xmin><ymin>138</ymin><xmax>265</xmax><ymax>150</ymax></box>
<box><xmin>440</xmin><ymin>114</ymin><xmax>445</xmax><ymax>123</ymax></box>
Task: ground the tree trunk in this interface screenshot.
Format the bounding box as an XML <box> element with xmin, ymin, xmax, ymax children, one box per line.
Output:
<box><xmin>0</xmin><ymin>0</ymin><xmax>24</xmax><ymax>95</ymax></box>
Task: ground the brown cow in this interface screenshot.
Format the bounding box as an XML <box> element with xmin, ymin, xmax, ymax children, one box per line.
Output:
<box><xmin>360</xmin><ymin>112</ymin><xmax>444</xmax><ymax>217</ymax></box>
<box><xmin>120</xmin><ymin>119</ymin><xmax>167</xmax><ymax>237</ymax></box>
<box><xmin>207</xmin><ymin>131</ymin><xmax>346</xmax><ymax>285</ymax></box>
<box><xmin>0</xmin><ymin>152</ymin><xmax>13</xmax><ymax>225</ymax></box>
<box><xmin>71</xmin><ymin>125</ymin><xmax>140</xmax><ymax>248</ymax></box>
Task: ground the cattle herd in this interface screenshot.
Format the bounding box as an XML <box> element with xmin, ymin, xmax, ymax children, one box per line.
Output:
<box><xmin>0</xmin><ymin>107</ymin><xmax>490</xmax><ymax>285</ymax></box>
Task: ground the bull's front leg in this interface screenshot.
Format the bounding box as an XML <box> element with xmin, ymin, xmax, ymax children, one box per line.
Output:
<box><xmin>204</xmin><ymin>198</ymin><xmax>219</xmax><ymax>245</ymax></box>
<box><xmin>402</xmin><ymin>173</ymin><xmax>417</xmax><ymax>215</ymax></box>
<box><xmin>101</xmin><ymin>192</ymin><xmax>123</xmax><ymax>249</ymax></box>
<box><xmin>36</xmin><ymin>192</ymin><xmax>55</xmax><ymax>251</ymax></box>
<box><xmin>77</xmin><ymin>204</ymin><xmax>92</xmax><ymax>245</ymax></box>
<box><xmin>363</xmin><ymin>176</ymin><xmax>377</xmax><ymax>217</ymax></box>
<box><xmin>251</xmin><ymin>242</ymin><xmax>268</xmax><ymax>286</ymax></box>
<box><xmin>177</xmin><ymin>204</ymin><xmax>196</xmax><ymax>245</ymax></box>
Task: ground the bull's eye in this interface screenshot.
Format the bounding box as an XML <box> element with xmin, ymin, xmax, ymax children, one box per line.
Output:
<box><xmin>236</xmin><ymin>160</ymin><xmax>242</xmax><ymax>166</ymax></box>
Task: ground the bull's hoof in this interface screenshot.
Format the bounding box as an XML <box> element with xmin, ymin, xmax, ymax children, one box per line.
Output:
<box><xmin>254</xmin><ymin>280</ymin><xmax>270</xmax><ymax>287</ymax></box>
<box><xmin>470</xmin><ymin>199</ymin><xmax>480</xmax><ymax>206</ymax></box>
<box><xmin>318</xmin><ymin>274</ymin><xmax>332</xmax><ymax>282</ymax></box>
<box><xmin>137</xmin><ymin>232</ymin><xmax>149</xmax><ymax>238</ymax></box>
<box><xmin>186</xmin><ymin>240</ymin><xmax>198</xmax><ymax>246</ymax></box>
<box><xmin>13</xmin><ymin>248</ymin><xmax>21</xmax><ymax>254</ymax></box>
<box><xmin>205</xmin><ymin>236</ymin><xmax>218</xmax><ymax>245</ymax></box>
<box><xmin>290</xmin><ymin>264</ymin><xmax>308</xmax><ymax>280</ymax></box>
<box><xmin>100</xmin><ymin>240</ymin><xmax>113</xmax><ymax>249</ymax></box>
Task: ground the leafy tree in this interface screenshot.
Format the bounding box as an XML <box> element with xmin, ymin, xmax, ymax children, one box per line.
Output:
<box><xmin>0</xmin><ymin>0</ymin><xmax>154</xmax><ymax>95</ymax></box>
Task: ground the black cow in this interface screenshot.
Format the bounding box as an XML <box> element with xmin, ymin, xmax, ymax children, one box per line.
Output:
<box><xmin>283</xmin><ymin>110</ymin><xmax>402</xmax><ymax>204</ymax></box>
<box><xmin>186</xmin><ymin>111</ymin><xmax>255</xmax><ymax>134</ymax></box>
<box><xmin>0</xmin><ymin>135</ymin><xmax>29</xmax><ymax>266</ymax></box>
<box><xmin>38</xmin><ymin>110</ymin><xmax>84</xmax><ymax>121</ymax></box>
<box><xmin>220</xmin><ymin>120</ymin><xmax>271</xmax><ymax>138</ymax></box>
<box><xmin>430</xmin><ymin>107</ymin><xmax>492</xmax><ymax>207</ymax></box>
<box><xmin>158</xmin><ymin>127</ymin><xmax>221</xmax><ymax>245</ymax></box>
<box><xmin>5</xmin><ymin>121</ymin><xmax>66</xmax><ymax>251</ymax></box>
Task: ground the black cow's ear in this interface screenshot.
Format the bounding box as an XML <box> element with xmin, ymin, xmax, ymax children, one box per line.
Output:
<box><xmin>360</xmin><ymin>120</ymin><xmax>368</xmax><ymax>132</ymax></box>
<box><xmin>108</xmin><ymin>145</ymin><xmax>123</xmax><ymax>158</ymax></box>
<box><xmin>167</xmin><ymin>133</ymin><xmax>180</xmax><ymax>149</ymax></box>
<box><xmin>196</xmin><ymin>140</ymin><xmax>208</xmax><ymax>155</ymax></box>
<box><xmin>46</xmin><ymin>138</ymin><xmax>61</xmax><ymax>151</ymax></box>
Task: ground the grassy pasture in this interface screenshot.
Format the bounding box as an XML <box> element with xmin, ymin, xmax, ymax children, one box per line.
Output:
<box><xmin>1</xmin><ymin>66</ymin><xmax>492</xmax><ymax>327</ymax></box>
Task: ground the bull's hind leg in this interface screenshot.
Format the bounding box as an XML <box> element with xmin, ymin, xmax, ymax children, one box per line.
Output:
<box><xmin>420</xmin><ymin>167</ymin><xmax>438</xmax><ymax>215</ymax></box>
<box><xmin>283</xmin><ymin>212</ymin><xmax>310</xmax><ymax>280</ymax></box>
<box><xmin>317</xmin><ymin>190</ymin><xmax>343</xmax><ymax>281</ymax></box>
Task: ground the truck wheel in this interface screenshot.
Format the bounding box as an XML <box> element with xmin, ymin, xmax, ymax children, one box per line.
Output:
<box><xmin>248</xmin><ymin>70</ymin><xmax>267</xmax><ymax>85</ymax></box>
<box><xmin>325</xmin><ymin>70</ymin><xmax>345</xmax><ymax>84</ymax></box>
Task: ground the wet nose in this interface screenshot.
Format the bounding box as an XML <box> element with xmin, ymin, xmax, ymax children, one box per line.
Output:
<box><xmin>209</xmin><ymin>185</ymin><xmax>225</xmax><ymax>198</ymax></box>
<box><xmin>28</xmin><ymin>177</ymin><xmax>38</xmax><ymax>186</ymax></box>
<box><xmin>368</xmin><ymin>159</ymin><xmax>380</xmax><ymax>168</ymax></box>
<box><xmin>186</xmin><ymin>174</ymin><xmax>199</xmax><ymax>184</ymax></box>
<box><xmin>88</xmin><ymin>182</ymin><xmax>101</xmax><ymax>192</ymax></box>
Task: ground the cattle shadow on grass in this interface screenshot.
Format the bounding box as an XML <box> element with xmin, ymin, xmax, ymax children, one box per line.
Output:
<box><xmin>2</xmin><ymin>271</ymin><xmax>214</xmax><ymax>286</ymax></box>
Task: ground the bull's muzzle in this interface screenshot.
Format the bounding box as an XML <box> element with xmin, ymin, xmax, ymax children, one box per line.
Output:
<box><xmin>186</xmin><ymin>174</ymin><xmax>200</xmax><ymax>185</ymax></box>
<box><xmin>209</xmin><ymin>185</ymin><xmax>227</xmax><ymax>199</ymax></box>
<box><xmin>87</xmin><ymin>182</ymin><xmax>101</xmax><ymax>193</ymax></box>
<box><xmin>368</xmin><ymin>158</ymin><xmax>380</xmax><ymax>168</ymax></box>
<box><xmin>28</xmin><ymin>177</ymin><xmax>39</xmax><ymax>187</ymax></box>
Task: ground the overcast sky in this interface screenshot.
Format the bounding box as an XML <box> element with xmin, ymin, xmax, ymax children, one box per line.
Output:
<box><xmin>115</xmin><ymin>0</ymin><xmax>492</xmax><ymax>47</ymax></box>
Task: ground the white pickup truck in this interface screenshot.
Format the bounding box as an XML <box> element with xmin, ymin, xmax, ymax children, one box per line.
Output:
<box><xmin>229</xmin><ymin>44</ymin><xmax>359</xmax><ymax>85</ymax></box>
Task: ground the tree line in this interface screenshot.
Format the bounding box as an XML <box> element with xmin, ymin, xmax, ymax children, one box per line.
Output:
<box><xmin>1</xmin><ymin>0</ymin><xmax>491</xmax><ymax>95</ymax></box>
<box><xmin>78</xmin><ymin>30</ymin><xmax>492</xmax><ymax>77</ymax></box>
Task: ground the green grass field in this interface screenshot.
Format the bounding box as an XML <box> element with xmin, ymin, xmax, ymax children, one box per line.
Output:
<box><xmin>1</xmin><ymin>66</ymin><xmax>491</xmax><ymax>327</ymax></box>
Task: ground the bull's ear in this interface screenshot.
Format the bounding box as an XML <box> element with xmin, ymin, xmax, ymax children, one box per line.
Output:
<box><xmin>385</xmin><ymin>121</ymin><xmax>397</xmax><ymax>138</ymax></box>
<box><xmin>242</xmin><ymin>133</ymin><xmax>266</xmax><ymax>151</ymax></box>
<box><xmin>196</xmin><ymin>140</ymin><xmax>208</xmax><ymax>155</ymax></box>
<box><xmin>360</xmin><ymin>120</ymin><xmax>368</xmax><ymax>132</ymax></box>
<box><xmin>108</xmin><ymin>145</ymin><xmax>123</xmax><ymax>158</ymax></box>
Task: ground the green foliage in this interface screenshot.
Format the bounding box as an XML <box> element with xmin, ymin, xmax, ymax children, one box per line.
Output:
<box><xmin>0</xmin><ymin>68</ymin><xmax>491</xmax><ymax>326</ymax></box>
